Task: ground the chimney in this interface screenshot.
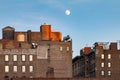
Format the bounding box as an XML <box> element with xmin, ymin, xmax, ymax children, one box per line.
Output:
<box><xmin>109</xmin><ymin>43</ymin><xmax>117</xmax><ymax>50</ymax></box>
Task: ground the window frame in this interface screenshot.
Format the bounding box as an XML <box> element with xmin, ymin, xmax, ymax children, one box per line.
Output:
<box><xmin>101</xmin><ymin>70</ymin><xmax>104</xmax><ymax>76</ymax></box>
<box><xmin>13</xmin><ymin>55</ymin><xmax>17</xmax><ymax>61</ymax></box>
<box><xmin>108</xmin><ymin>70</ymin><xmax>112</xmax><ymax>76</ymax></box>
<box><xmin>22</xmin><ymin>66</ymin><xmax>26</xmax><ymax>73</ymax></box>
<box><xmin>101</xmin><ymin>54</ymin><xmax>104</xmax><ymax>59</ymax></box>
<box><xmin>60</xmin><ymin>46</ymin><xmax>63</xmax><ymax>51</ymax></box>
<box><xmin>22</xmin><ymin>55</ymin><xmax>26</xmax><ymax>61</ymax></box>
<box><xmin>5</xmin><ymin>66</ymin><xmax>9</xmax><ymax>73</ymax></box>
<box><xmin>108</xmin><ymin>54</ymin><xmax>111</xmax><ymax>59</ymax></box>
<box><xmin>67</xmin><ymin>46</ymin><xmax>69</xmax><ymax>51</ymax></box>
<box><xmin>29</xmin><ymin>66</ymin><xmax>33</xmax><ymax>72</ymax></box>
<box><xmin>13</xmin><ymin>66</ymin><xmax>17</xmax><ymax>72</ymax></box>
<box><xmin>29</xmin><ymin>55</ymin><xmax>33</xmax><ymax>61</ymax></box>
<box><xmin>108</xmin><ymin>62</ymin><xmax>111</xmax><ymax>67</ymax></box>
<box><xmin>101</xmin><ymin>62</ymin><xmax>104</xmax><ymax>67</ymax></box>
<box><xmin>5</xmin><ymin>55</ymin><xmax>9</xmax><ymax>61</ymax></box>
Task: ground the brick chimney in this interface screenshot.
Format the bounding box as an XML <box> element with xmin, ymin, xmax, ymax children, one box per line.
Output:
<box><xmin>109</xmin><ymin>43</ymin><xmax>117</xmax><ymax>50</ymax></box>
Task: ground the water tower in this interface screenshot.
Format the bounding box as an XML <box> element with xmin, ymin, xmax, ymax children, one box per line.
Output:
<box><xmin>2</xmin><ymin>26</ymin><xmax>15</xmax><ymax>40</ymax></box>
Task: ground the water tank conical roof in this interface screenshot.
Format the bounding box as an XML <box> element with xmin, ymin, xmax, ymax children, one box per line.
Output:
<box><xmin>2</xmin><ymin>26</ymin><xmax>15</xmax><ymax>31</ymax></box>
<box><xmin>2</xmin><ymin>26</ymin><xmax>15</xmax><ymax>40</ymax></box>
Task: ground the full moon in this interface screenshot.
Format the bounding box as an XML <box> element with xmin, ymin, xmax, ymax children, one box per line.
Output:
<box><xmin>65</xmin><ymin>10</ymin><xmax>70</xmax><ymax>15</ymax></box>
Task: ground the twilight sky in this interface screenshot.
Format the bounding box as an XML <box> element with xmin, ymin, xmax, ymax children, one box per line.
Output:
<box><xmin>0</xmin><ymin>0</ymin><xmax>120</xmax><ymax>57</ymax></box>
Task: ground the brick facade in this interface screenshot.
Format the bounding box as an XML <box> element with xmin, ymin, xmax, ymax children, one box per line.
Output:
<box><xmin>72</xmin><ymin>47</ymin><xmax>95</xmax><ymax>78</ymax></box>
<box><xmin>72</xmin><ymin>42</ymin><xmax>120</xmax><ymax>80</ymax></box>
<box><xmin>0</xmin><ymin>24</ymin><xmax>72</xmax><ymax>80</ymax></box>
<box><xmin>95</xmin><ymin>42</ymin><xmax>120</xmax><ymax>79</ymax></box>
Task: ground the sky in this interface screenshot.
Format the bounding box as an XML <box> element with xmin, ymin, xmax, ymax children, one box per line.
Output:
<box><xmin>0</xmin><ymin>0</ymin><xmax>120</xmax><ymax>57</ymax></box>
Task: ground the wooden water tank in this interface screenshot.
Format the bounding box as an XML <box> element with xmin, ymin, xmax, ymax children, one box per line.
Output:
<box><xmin>2</xmin><ymin>26</ymin><xmax>15</xmax><ymax>40</ymax></box>
<box><xmin>40</xmin><ymin>23</ymin><xmax>51</xmax><ymax>40</ymax></box>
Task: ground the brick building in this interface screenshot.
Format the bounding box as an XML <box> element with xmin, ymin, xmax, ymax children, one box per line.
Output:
<box><xmin>0</xmin><ymin>23</ymin><xmax>72</xmax><ymax>80</ymax></box>
<box><xmin>72</xmin><ymin>42</ymin><xmax>120</xmax><ymax>79</ymax></box>
<box><xmin>95</xmin><ymin>42</ymin><xmax>120</xmax><ymax>79</ymax></box>
<box><xmin>72</xmin><ymin>47</ymin><xmax>95</xmax><ymax>78</ymax></box>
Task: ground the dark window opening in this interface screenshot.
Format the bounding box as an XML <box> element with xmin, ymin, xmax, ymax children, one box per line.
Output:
<box><xmin>4</xmin><ymin>76</ymin><xmax>9</xmax><ymax>80</ymax></box>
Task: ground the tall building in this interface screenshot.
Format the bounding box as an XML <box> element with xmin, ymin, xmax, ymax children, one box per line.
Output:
<box><xmin>0</xmin><ymin>23</ymin><xmax>72</xmax><ymax>80</ymax></box>
<box><xmin>72</xmin><ymin>42</ymin><xmax>120</xmax><ymax>79</ymax></box>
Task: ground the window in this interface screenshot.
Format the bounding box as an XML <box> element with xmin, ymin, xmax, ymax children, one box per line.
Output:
<box><xmin>22</xmin><ymin>66</ymin><xmax>26</xmax><ymax>72</ymax></box>
<box><xmin>108</xmin><ymin>62</ymin><xmax>111</xmax><ymax>67</ymax></box>
<box><xmin>5</xmin><ymin>55</ymin><xmax>9</xmax><ymax>61</ymax></box>
<box><xmin>13</xmin><ymin>66</ymin><xmax>17</xmax><ymax>72</ymax></box>
<box><xmin>108</xmin><ymin>70</ymin><xmax>111</xmax><ymax>76</ymax></box>
<box><xmin>108</xmin><ymin>54</ymin><xmax>111</xmax><ymax>59</ymax></box>
<box><xmin>5</xmin><ymin>66</ymin><xmax>9</xmax><ymax>72</ymax></box>
<box><xmin>101</xmin><ymin>62</ymin><xmax>104</xmax><ymax>67</ymax></box>
<box><xmin>101</xmin><ymin>54</ymin><xmax>104</xmax><ymax>59</ymax></box>
<box><xmin>29</xmin><ymin>66</ymin><xmax>33</xmax><ymax>72</ymax></box>
<box><xmin>13</xmin><ymin>55</ymin><xmax>17</xmax><ymax>61</ymax></box>
<box><xmin>67</xmin><ymin>47</ymin><xmax>69</xmax><ymax>51</ymax></box>
<box><xmin>60</xmin><ymin>47</ymin><xmax>63</xmax><ymax>51</ymax></box>
<box><xmin>22</xmin><ymin>55</ymin><xmax>25</xmax><ymax>61</ymax></box>
<box><xmin>101</xmin><ymin>71</ymin><xmax>104</xmax><ymax>76</ymax></box>
<box><xmin>29</xmin><ymin>55</ymin><xmax>33</xmax><ymax>61</ymax></box>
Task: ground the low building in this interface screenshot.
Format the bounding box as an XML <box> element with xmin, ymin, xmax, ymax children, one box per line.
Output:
<box><xmin>72</xmin><ymin>47</ymin><xmax>95</xmax><ymax>78</ymax></box>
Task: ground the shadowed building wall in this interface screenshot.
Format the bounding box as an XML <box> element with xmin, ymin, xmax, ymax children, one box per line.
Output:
<box><xmin>72</xmin><ymin>47</ymin><xmax>95</xmax><ymax>78</ymax></box>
